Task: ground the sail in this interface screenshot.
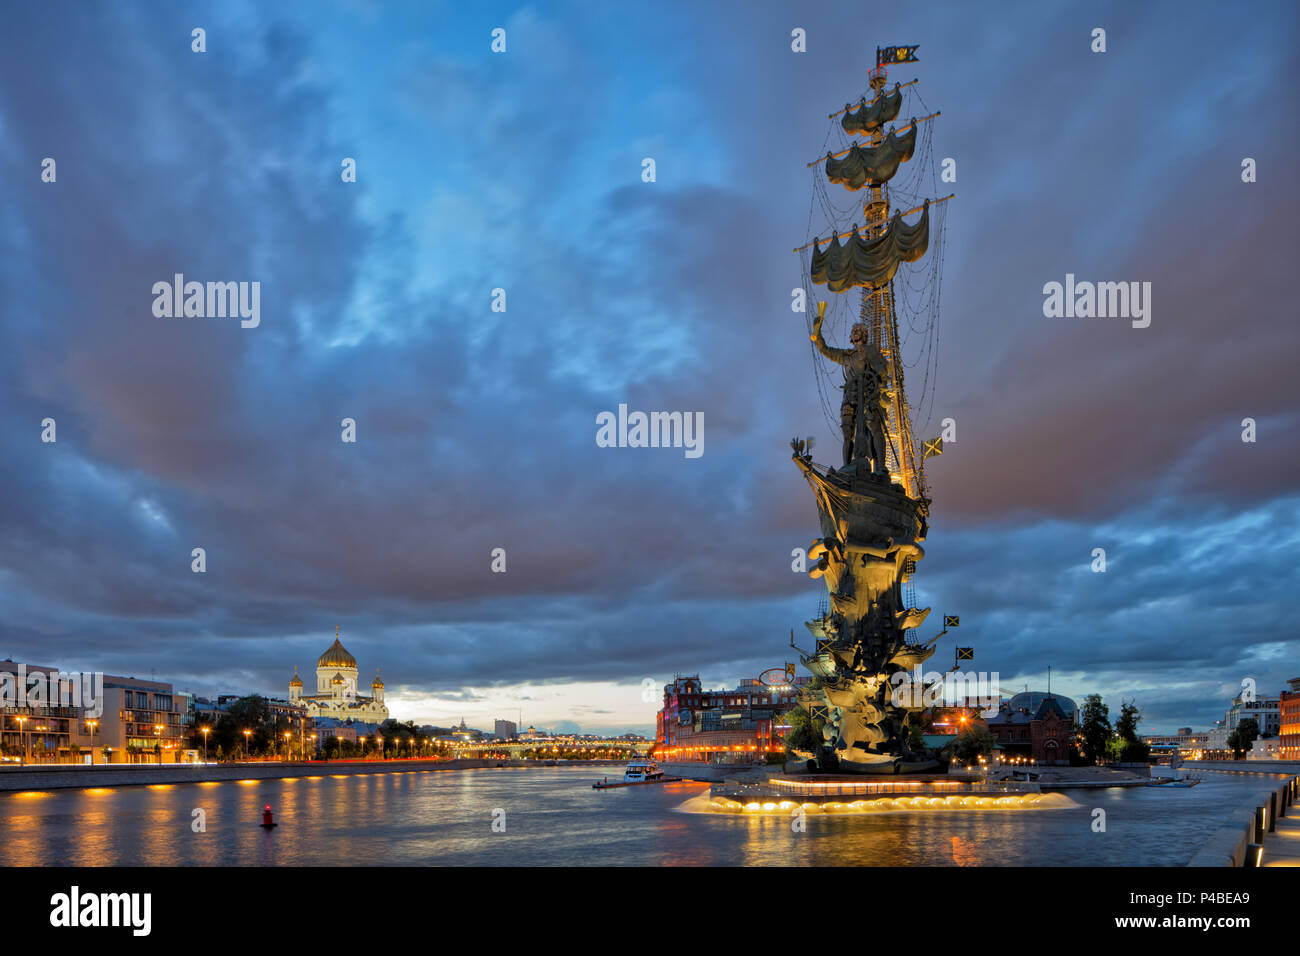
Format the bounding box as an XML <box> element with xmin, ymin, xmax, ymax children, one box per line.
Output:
<box><xmin>841</xmin><ymin>83</ymin><xmax>902</xmax><ymax>136</ymax></box>
<box><xmin>810</xmin><ymin>201</ymin><xmax>930</xmax><ymax>293</ymax></box>
<box><xmin>825</xmin><ymin>123</ymin><xmax>917</xmax><ymax>190</ymax></box>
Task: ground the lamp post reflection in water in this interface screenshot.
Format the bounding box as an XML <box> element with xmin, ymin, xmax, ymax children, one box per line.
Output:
<box><xmin>15</xmin><ymin>716</ymin><xmax>27</xmax><ymax>766</ymax></box>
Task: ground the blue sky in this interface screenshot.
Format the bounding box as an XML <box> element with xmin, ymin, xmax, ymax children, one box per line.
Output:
<box><xmin>0</xmin><ymin>1</ymin><xmax>1296</xmax><ymax>734</ymax></box>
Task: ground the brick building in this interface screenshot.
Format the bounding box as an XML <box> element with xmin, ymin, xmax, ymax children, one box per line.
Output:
<box><xmin>985</xmin><ymin>692</ymin><xmax>1077</xmax><ymax>765</ymax></box>
<box><xmin>1281</xmin><ymin>677</ymin><xmax>1300</xmax><ymax>761</ymax></box>
<box><xmin>655</xmin><ymin>675</ymin><xmax>809</xmax><ymax>762</ymax></box>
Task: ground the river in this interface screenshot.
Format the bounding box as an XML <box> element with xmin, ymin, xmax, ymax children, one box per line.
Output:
<box><xmin>0</xmin><ymin>765</ymin><xmax>1282</xmax><ymax>866</ymax></box>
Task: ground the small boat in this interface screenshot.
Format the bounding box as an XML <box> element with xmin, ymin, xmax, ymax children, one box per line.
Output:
<box><xmin>1154</xmin><ymin>770</ymin><xmax>1201</xmax><ymax>788</ymax></box>
<box><xmin>623</xmin><ymin>758</ymin><xmax>664</xmax><ymax>783</ymax></box>
<box><xmin>592</xmin><ymin>758</ymin><xmax>682</xmax><ymax>789</ymax></box>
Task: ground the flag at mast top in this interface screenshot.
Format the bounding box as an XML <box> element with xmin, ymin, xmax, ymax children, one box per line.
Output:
<box><xmin>876</xmin><ymin>45</ymin><xmax>919</xmax><ymax>66</ymax></box>
<box><xmin>872</xmin><ymin>44</ymin><xmax>918</xmax><ymax>85</ymax></box>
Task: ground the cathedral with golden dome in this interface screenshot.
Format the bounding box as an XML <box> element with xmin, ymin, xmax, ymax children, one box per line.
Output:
<box><xmin>289</xmin><ymin>627</ymin><xmax>389</xmax><ymax>725</ymax></box>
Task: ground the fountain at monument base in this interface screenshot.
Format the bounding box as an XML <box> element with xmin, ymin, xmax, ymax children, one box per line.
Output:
<box><xmin>698</xmin><ymin>792</ymin><xmax>1075</xmax><ymax>815</ymax></box>
<box><xmin>690</xmin><ymin>774</ymin><xmax>1077</xmax><ymax>815</ymax></box>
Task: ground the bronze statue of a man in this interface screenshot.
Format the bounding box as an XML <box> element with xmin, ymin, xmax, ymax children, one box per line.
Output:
<box><xmin>811</xmin><ymin>302</ymin><xmax>892</xmax><ymax>475</ymax></box>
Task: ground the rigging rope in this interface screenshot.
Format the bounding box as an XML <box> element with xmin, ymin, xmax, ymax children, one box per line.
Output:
<box><xmin>797</xmin><ymin>88</ymin><xmax>948</xmax><ymax>463</ymax></box>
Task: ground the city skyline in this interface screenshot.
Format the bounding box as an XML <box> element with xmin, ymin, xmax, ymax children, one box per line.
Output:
<box><xmin>1</xmin><ymin>2</ymin><xmax>1296</xmax><ymax>738</ymax></box>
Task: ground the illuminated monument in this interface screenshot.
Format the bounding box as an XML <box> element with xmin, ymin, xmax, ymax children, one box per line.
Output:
<box><xmin>790</xmin><ymin>48</ymin><xmax>955</xmax><ymax>774</ymax></box>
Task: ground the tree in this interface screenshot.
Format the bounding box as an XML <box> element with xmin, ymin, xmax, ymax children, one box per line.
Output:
<box><xmin>907</xmin><ymin>723</ymin><xmax>927</xmax><ymax>752</ymax></box>
<box><xmin>1230</xmin><ymin>718</ymin><xmax>1260</xmax><ymax>759</ymax></box>
<box><xmin>949</xmin><ymin>726</ymin><xmax>996</xmax><ymax>765</ymax></box>
<box><xmin>209</xmin><ymin>695</ymin><xmax>287</xmax><ymax>759</ymax></box>
<box><xmin>1114</xmin><ymin>701</ymin><xmax>1150</xmax><ymax>763</ymax></box>
<box><xmin>378</xmin><ymin>719</ymin><xmax>425</xmax><ymax>757</ymax></box>
<box><xmin>781</xmin><ymin>705</ymin><xmax>824</xmax><ymax>759</ymax></box>
<box><xmin>1077</xmin><ymin>694</ymin><xmax>1111</xmax><ymax>765</ymax></box>
<box><xmin>1115</xmin><ymin>701</ymin><xmax>1138</xmax><ymax>739</ymax></box>
<box><xmin>906</xmin><ymin>709</ymin><xmax>936</xmax><ymax>752</ymax></box>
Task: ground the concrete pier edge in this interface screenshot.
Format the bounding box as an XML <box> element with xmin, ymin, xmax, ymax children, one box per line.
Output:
<box><xmin>1183</xmin><ymin>763</ymin><xmax>1298</xmax><ymax>867</ymax></box>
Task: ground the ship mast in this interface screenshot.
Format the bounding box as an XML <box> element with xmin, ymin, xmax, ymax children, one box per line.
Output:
<box><xmin>802</xmin><ymin>48</ymin><xmax>947</xmax><ymax>502</ymax></box>
<box><xmin>861</xmin><ymin>63</ymin><xmax>925</xmax><ymax>503</ymax></box>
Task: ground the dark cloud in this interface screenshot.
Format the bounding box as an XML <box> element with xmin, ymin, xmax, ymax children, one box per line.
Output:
<box><xmin>0</xmin><ymin>2</ymin><xmax>1295</xmax><ymax>733</ymax></box>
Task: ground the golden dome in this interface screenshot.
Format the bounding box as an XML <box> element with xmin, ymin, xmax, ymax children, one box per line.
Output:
<box><xmin>318</xmin><ymin>628</ymin><xmax>357</xmax><ymax>669</ymax></box>
<box><xmin>371</xmin><ymin>670</ymin><xmax>384</xmax><ymax>689</ymax></box>
<box><xmin>289</xmin><ymin>666</ymin><xmax>303</xmax><ymax>687</ymax></box>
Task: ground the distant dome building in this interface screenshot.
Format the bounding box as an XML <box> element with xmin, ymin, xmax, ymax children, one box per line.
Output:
<box><xmin>1004</xmin><ymin>691</ymin><xmax>1077</xmax><ymax>721</ymax></box>
<box><xmin>289</xmin><ymin>627</ymin><xmax>389</xmax><ymax>725</ymax></box>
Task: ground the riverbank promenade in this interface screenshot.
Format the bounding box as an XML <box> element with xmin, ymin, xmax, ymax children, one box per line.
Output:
<box><xmin>0</xmin><ymin>757</ymin><xmax>624</xmax><ymax>792</ymax></box>
<box><xmin>1263</xmin><ymin>808</ymin><xmax>1300</xmax><ymax>867</ymax></box>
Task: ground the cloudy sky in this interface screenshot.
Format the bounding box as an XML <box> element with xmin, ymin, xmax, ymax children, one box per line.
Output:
<box><xmin>1</xmin><ymin>1</ymin><xmax>1296</xmax><ymax>735</ymax></box>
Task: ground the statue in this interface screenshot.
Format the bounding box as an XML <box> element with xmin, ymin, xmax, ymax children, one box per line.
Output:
<box><xmin>790</xmin><ymin>59</ymin><xmax>950</xmax><ymax>776</ymax></box>
<box><xmin>811</xmin><ymin>301</ymin><xmax>893</xmax><ymax>474</ymax></box>
<box><xmin>790</xmin><ymin>358</ymin><xmax>938</xmax><ymax>772</ymax></box>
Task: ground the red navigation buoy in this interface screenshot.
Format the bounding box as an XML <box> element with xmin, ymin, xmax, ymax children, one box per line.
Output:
<box><xmin>261</xmin><ymin>805</ymin><xmax>277</xmax><ymax>829</ymax></box>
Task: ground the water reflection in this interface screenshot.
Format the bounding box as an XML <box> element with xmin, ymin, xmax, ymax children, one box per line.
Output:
<box><xmin>0</xmin><ymin>766</ymin><xmax>1284</xmax><ymax>866</ymax></box>
<box><xmin>950</xmin><ymin>835</ymin><xmax>979</xmax><ymax>866</ymax></box>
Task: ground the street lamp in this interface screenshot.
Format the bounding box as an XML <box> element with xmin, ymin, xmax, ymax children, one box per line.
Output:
<box><xmin>154</xmin><ymin>724</ymin><xmax>164</xmax><ymax>764</ymax></box>
<box><xmin>284</xmin><ymin>731</ymin><xmax>292</xmax><ymax>763</ymax></box>
<box><xmin>15</xmin><ymin>715</ymin><xmax>28</xmax><ymax>766</ymax></box>
<box><xmin>87</xmin><ymin>719</ymin><xmax>99</xmax><ymax>765</ymax></box>
<box><xmin>243</xmin><ymin>729</ymin><xmax>252</xmax><ymax>761</ymax></box>
<box><xmin>200</xmin><ymin>726</ymin><xmax>210</xmax><ymax>762</ymax></box>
